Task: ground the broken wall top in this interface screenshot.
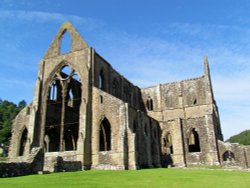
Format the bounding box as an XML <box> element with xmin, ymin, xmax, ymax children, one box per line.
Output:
<box><xmin>44</xmin><ymin>22</ymin><xmax>89</xmax><ymax>59</ymax></box>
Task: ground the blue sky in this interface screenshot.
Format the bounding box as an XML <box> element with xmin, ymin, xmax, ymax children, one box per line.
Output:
<box><xmin>0</xmin><ymin>0</ymin><xmax>250</xmax><ymax>139</ymax></box>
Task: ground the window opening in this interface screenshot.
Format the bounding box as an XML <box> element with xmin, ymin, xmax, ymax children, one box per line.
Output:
<box><xmin>188</xmin><ymin>128</ymin><xmax>201</xmax><ymax>152</ymax></box>
<box><xmin>146</xmin><ymin>97</ymin><xmax>154</xmax><ymax>111</ymax></box>
<box><xmin>61</xmin><ymin>65</ymin><xmax>72</xmax><ymax>78</ymax></box>
<box><xmin>223</xmin><ymin>151</ymin><xmax>235</xmax><ymax>161</ymax></box>
<box><xmin>99</xmin><ymin>95</ymin><xmax>103</xmax><ymax>104</ymax></box>
<box><xmin>49</xmin><ymin>80</ymin><xmax>58</xmax><ymax>101</ymax></box>
<box><xmin>60</xmin><ymin>31</ymin><xmax>71</xmax><ymax>54</ymax></box>
<box><xmin>45</xmin><ymin>66</ymin><xmax>81</xmax><ymax>152</ymax></box>
<box><xmin>99</xmin><ymin>69</ymin><xmax>105</xmax><ymax>90</ymax></box>
<box><xmin>99</xmin><ymin>118</ymin><xmax>111</xmax><ymax>151</ymax></box>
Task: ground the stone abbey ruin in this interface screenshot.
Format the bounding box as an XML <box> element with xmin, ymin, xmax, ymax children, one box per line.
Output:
<box><xmin>4</xmin><ymin>22</ymin><xmax>250</xmax><ymax>175</ymax></box>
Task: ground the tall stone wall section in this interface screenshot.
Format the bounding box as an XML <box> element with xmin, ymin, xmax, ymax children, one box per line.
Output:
<box><xmin>141</xmin><ymin>73</ymin><xmax>221</xmax><ymax>167</ymax></box>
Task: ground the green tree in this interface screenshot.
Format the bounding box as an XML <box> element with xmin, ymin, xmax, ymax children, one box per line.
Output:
<box><xmin>0</xmin><ymin>99</ymin><xmax>27</xmax><ymax>146</ymax></box>
<box><xmin>226</xmin><ymin>130</ymin><xmax>250</xmax><ymax>145</ymax></box>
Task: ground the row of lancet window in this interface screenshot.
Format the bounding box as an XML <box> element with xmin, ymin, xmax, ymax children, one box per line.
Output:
<box><xmin>98</xmin><ymin>69</ymin><xmax>134</xmax><ymax>104</ymax></box>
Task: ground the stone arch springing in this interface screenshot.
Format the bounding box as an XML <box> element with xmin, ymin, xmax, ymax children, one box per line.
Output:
<box><xmin>19</xmin><ymin>128</ymin><xmax>28</xmax><ymax>156</ymax></box>
<box><xmin>162</xmin><ymin>132</ymin><xmax>173</xmax><ymax>154</ymax></box>
<box><xmin>146</xmin><ymin>97</ymin><xmax>154</xmax><ymax>111</ymax></box>
<box><xmin>45</xmin><ymin>64</ymin><xmax>81</xmax><ymax>152</ymax></box>
<box><xmin>223</xmin><ymin>150</ymin><xmax>235</xmax><ymax>162</ymax></box>
<box><xmin>99</xmin><ymin>118</ymin><xmax>111</xmax><ymax>151</ymax></box>
<box><xmin>60</xmin><ymin>30</ymin><xmax>71</xmax><ymax>54</ymax></box>
<box><xmin>188</xmin><ymin>128</ymin><xmax>201</xmax><ymax>152</ymax></box>
<box><xmin>99</xmin><ymin>69</ymin><xmax>105</xmax><ymax>90</ymax></box>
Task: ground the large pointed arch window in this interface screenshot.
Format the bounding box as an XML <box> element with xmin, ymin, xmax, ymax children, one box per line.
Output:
<box><xmin>45</xmin><ymin>65</ymin><xmax>81</xmax><ymax>152</ymax></box>
<box><xmin>99</xmin><ymin>118</ymin><xmax>111</xmax><ymax>151</ymax></box>
<box><xmin>188</xmin><ymin>128</ymin><xmax>201</xmax><ymax>152</ymax></box>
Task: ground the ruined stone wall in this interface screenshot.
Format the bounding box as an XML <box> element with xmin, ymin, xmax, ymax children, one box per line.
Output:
<box><xmin>92</xmin><ymin>86</ymin><xmax>161</xmax><ymax>170</ymax></box>
<box><xmin>127</xmin><ymin>107</ymin><xmax>161</xmax><ymax>169</ymax></box>
<box><xmin>141</xmin><ymin>72</ymin><xmax>221</xmax><ymax>167</ymax></box>
<box><xmin>160</xmin><ymin>119</ymin><xmax>185</xmax><ymax>167</ymax></box>
<box><xmin>1</xmin><ymin>147</ymin><xmax>43</xmax><ymax>177</ymax></box>
<box><xmin>91</xmin><ymin>87</ymin><xmax>128</xmax><ymax>169</ymax></box>
<box><xmin>9</xmin><ymin>106</ymin><xmax>32</xmax><ymax>159</ymax></box>
<box><xmin>43</xmin><ymin>151</ymin><xmax>81</xmax><ymax>172</ymax></box>
<box><xmin>182</xmin><ymin>116</ymin><xmax>219</xmax><ymax>166</ymax></box>
<box><xmin>218</xmin><ymin>141</ymin><xmax>250</xmax><ymax>168</ymax></box>
<box><xmin>93</xmin><ymin>53</ymin><xmax>142</xmax><ymax>110</ymax></box>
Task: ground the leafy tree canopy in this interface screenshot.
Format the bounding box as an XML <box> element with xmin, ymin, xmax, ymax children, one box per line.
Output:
<box><xmin>226</xmin><ymin>130</ymin><xmax>250</xmax><ymax>145</ymax></box>
<box><xmin>0</xmin><ymin>98</ymin><xmax>27</xmax><ymax>145</ymax></box>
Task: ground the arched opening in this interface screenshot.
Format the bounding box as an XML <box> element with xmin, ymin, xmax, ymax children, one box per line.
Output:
<box><xmin>99</xmin><ymin>118</ymin><xmax>111</xmax><ymax>151</ymax></box>
<box><xmin>45</xmin><ymin>65</ymin><xmax>81</xmax><ymax>152</ymax></box>
<box><xmin>162</xmin><ymin>133</ymin><xmax>173</xmax><ymax>154</ymax></box>
<box><xmin>19</xmin><ymin>128</ymin><xmax>28</xmax><ymax>156</ymax></box>
<box><xmin>60</xmin><ymin>30</ymin><xmax>71</xmax><ymax>54</ymax></box>
<box><xmin>188</xmin><ymin>128</ymin><xmax>201</xmax><ymax>152</ymax></box>
<box><xmin>146</xmin><ymin>97</ymin><xmax>154</xmax><ymax>111</ymax></box>
<box><xmin>223</xmin><ymin>150</ymin><xmax>235</xmax><ymax>161</ymax></box>
<box><xmin>99</xmin><ymin>69</ymin><xmax>105</xmax><ymax>90</ymax></box>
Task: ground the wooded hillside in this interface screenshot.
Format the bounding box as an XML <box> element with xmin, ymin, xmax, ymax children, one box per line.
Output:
<box><xmin>226</xmin><ymin>130</ymin><xmax>250</xmax><ymax>145</ymax></box>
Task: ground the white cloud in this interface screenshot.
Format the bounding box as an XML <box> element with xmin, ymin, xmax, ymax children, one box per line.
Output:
<box><xmin>0</xmin><ymin>10</ymin><xmax>104</xmax><ymax>30</ymax></box>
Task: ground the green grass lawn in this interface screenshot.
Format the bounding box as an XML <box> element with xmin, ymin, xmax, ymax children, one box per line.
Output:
<box><xmin>0</xmin><ymin>168</ymin><xmax>249</xmax><ymax>188</ymax></box>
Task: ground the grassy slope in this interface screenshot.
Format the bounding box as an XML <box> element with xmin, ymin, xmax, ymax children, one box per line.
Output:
<box><xmin>0</xmin><ymin>169</ymin><xmax>250</xmax><ymax>188</ymax></box>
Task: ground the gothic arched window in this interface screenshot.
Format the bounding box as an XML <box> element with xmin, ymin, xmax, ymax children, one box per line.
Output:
<box><xmin>99</xmin><ymin>118</ymin><xmax>111</xmax><ymax>151</ymax></box>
